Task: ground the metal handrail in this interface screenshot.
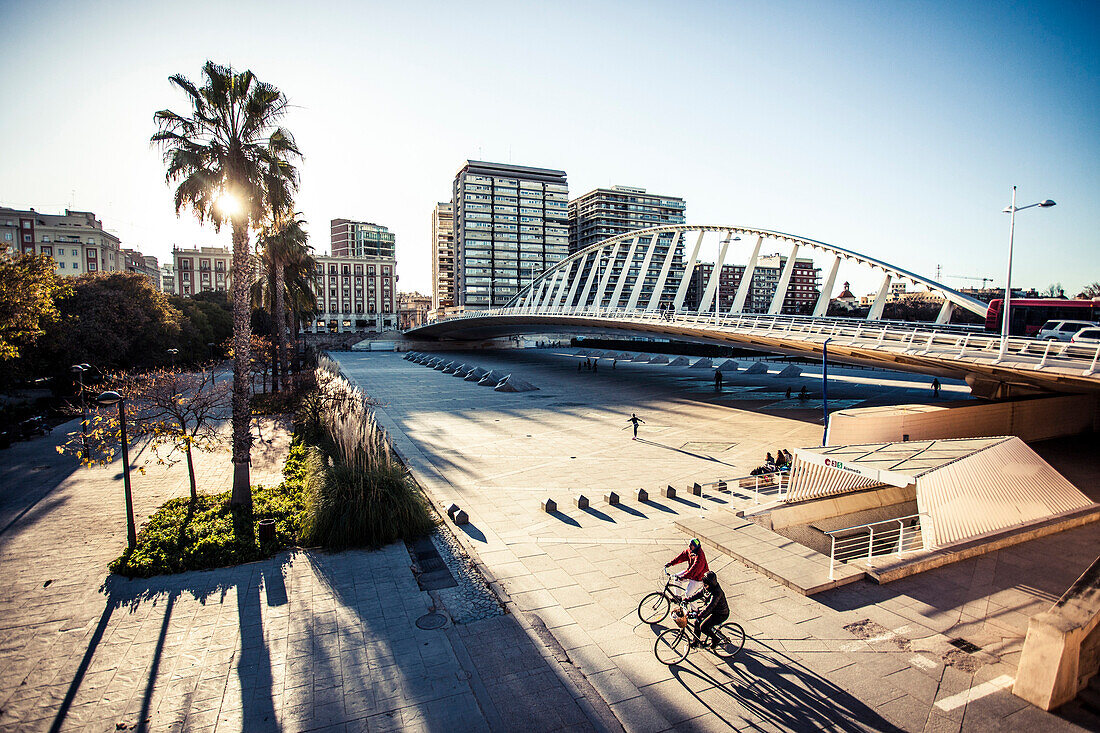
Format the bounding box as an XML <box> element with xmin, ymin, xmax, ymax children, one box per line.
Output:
<box><xmin>416</xmin><ymin>307</ymin><xmax>1100</xmax><ymax>375</ymax></box>
<box><xmin>825</xmin><ymin>513</ymin><xmax>927</xmax><ymax>580</ymax></box>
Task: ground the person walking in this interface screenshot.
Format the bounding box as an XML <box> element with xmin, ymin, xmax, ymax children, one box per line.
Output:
<box><xmin>593</xmin><ymin>360</ymin><xmax>598</xmax><ymax>374</ymax></box>
<box><xmin>785</xmin><ymin>387</ymin><xmax>792</xmax><ymax>400</ymax></box>
<box><xmin>932</xmin><ymin>377</ymin><xmax>941</xmax><ymax>398</ymax></box>
<box><xmin>626</xmin><ymin>413</ymin><xmax>645</xmax><ymax>440</ymax></box>
<box><xmin>578</xmin><ymin>360</ymin><xmax>583</xmax><ymax>372</ymax></box>
<box><xmin>714</xmin><ymin>369</ymin><xmax>723</xmax><ymax>391</ymax></box>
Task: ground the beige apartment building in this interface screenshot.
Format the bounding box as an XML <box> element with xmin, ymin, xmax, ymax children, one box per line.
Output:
<box><xmin>431</xmin><ymin>202</ymin><xmax>454</xmax><ymax>319</ymax></box>
<box><xmin>172</xmin><ymin>245</ymin><xmax>232</xmax><ymax>296</ymax></box>
<box><xmin>310</xmin><ymin>254</ymin><xmax>398</xmax><ymax>333</ymax></box>
<box><xmin>0</xmin><ymin>206</ymin><xmax>128</xmax><ymax>275</ymax></box>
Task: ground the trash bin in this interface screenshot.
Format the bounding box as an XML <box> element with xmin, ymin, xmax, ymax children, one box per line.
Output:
<box><xmin>258</xmin><ymin>519</ymin><xmax>276</xmax><ymax>543</ymax></box>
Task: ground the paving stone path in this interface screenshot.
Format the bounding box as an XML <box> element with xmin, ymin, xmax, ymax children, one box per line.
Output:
<box><xmin>0</xmin><ymin>415</ymin><xmax>615</xmax><ymax>732</ymax></box>
<box><xmin>338</xmin><ymin>348</ymin><xmax>1099</xmax><ymax>732</ymax></box>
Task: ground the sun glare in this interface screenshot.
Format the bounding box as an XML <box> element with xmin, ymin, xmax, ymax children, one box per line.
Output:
<box><xmin>215</xmin><ymin>191</ymin><xmax>241</xmax><ymax>217</ymax></box>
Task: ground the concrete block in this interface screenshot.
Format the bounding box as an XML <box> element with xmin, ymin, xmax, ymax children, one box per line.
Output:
<box><xmin>447</xmin><ymin>503</ymin><xmax>460</xmax><ymax>520</ymax></box>
<box><xmin>636</xmin><ymin>488</ymin><xmax>648</xmax><ymax>502</ymax></box>
<box><xmin>541</xmin><ymin>498</ymin><xmax>557</xmax><ymax>513</ymax></box>
<box><xmin>663</xmin><ymin>485</ymin><xmax>676</xmax><ymax>499</ymax></box>
<box><xmin>453</xmin><ymin>510</ymin><xmax>469</xmax><ymax>525</ymax></box>
<box><xmin>716</xmin><ymin>480</ymin><xmax>728</xmax><ymax>493</ymax></box>
<box><xmin>690</xmin><ymin>482</ymin><xmax>702</xmax><ymax>496</ymax></box>
<box><xmin>574</xmin><ymin>495</ymin><xmax>589</xmax><ymax>509</ymax></box>
<box><xmin>744</xmin><ymin>361</ymin><xmax>769</xmax><ymax>374</ymax></box>
<box><xmin>605</xmin><ymin>492</ymin><xmax>619</xmax><ymax>505</ymax></box>
<box><xmin>777</xmin><ymin>364</ymin><xmax>802</xmax><ymax>378</ymax></box>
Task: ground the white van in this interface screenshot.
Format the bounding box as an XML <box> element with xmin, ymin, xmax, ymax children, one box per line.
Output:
<box><xmin>1036</xmin><ymin>320</ymin><xmax>1098</xmax><ymax>341</ymax></box>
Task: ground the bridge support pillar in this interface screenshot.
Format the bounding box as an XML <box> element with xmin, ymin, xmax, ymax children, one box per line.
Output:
<box><xmin>768</xmin><ymin>243</ymin><xmax>800</xmax><ymax>315</ymax></box>
<box><xmin>867</xmin><ymin>273</ymin><xmax>893</xmax><ymax>320</ymax></box>
<box><xmin>936</xmin><ymin>300</ymin><xmax>956</xmax><ymax>324</ymax></box>
<box><xmin>731</xmin><ymin>235</ymin><xmax>763</xmax><ymax>314</ymax></box>
<box><xmin>813</xmin><ymin>256</ymin><xmax>841</xmax><ymax>317</ymax></box>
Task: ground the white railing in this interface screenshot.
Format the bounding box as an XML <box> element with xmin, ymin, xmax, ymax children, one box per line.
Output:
<box><xmin>825</xmin><ymin>514</ymin><xmax>926</xmax><ymax>580</ymax></box>
<box><xmin>696</xmin><ymin>471</ymin><xmax>790</xmax><ymax>505</ymax></box>
<box><xmin>416</xmin><ymin>306</ymin><xmax>1100</xmax><ymax>377</ymax></box>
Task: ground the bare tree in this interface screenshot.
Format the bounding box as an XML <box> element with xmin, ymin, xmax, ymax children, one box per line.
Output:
<box><xmin>58</xmin><ymin>366</ymin><xmax>231</xmax><ymax>501</ymax></box>
<box><xmin>1042</xmin><ymin>283</ymin><xmax>1065</xmax><ymax>298</ymax></box>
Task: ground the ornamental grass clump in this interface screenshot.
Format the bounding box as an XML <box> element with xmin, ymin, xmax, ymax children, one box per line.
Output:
<box><xmin>299</xmin><ymin>363</ymin><xmax>435</xmax><ymax>549</ymax></box>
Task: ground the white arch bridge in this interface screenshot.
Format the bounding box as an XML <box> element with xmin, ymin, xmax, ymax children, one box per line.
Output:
<box><xmin>408</xmin><ymin>225</ymin><xmax>1100</xmax><ymax>397</ymax></box>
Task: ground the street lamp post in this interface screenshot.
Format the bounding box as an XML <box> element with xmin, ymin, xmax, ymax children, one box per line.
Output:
<box><xmin>822</xmin><ymin>338</ymin><xmax>833</xmax><ymax>446</ymax></box>
<box><xmin>999</xmin><ymin>187</ymin><xmax>1056</xmax><ymax>361</ymax></box>
<box><xmin>70</xmin><ymin>363</ymin><xmax>91</xmax><ymax>456</ymax></box>
<box><xmin>97</xmin><ymin>390</ymin><xmax>136</xmax><ymax>551</ymax></box>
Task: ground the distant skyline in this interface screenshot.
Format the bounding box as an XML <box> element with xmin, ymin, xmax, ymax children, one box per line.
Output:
<box><xmin>1</xmin><ymin>0</ymin><xmax>1096</xmax><ymax>297</ymax></box>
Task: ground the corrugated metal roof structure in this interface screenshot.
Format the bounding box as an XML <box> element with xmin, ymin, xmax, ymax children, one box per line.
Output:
<box><xmin>788</xmin><ymin>437</ymin><xmax>1095</xmax><ymax>550</ymax></box>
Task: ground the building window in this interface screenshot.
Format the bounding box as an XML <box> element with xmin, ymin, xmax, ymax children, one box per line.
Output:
<box><xmin>23</xmin><ymin>234</ymin><xmax>31</xmax><ymax>243</ymax></box>
<box><xmin>88</xmin><ymin>263</ymin><xmax>97</xmax><ymax>271</ymax></box>
<box><xmin>59</xmin><ymin>262</ymin><xmax>65</xmax><ymax>269</ymax></box>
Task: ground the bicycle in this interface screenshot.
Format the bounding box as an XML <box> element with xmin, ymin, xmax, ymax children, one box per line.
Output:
<box><xmin>637</xmin><ymin>568</ymin><xmax>686</xmax><ymax>624</ymax></box>
<box><xmin>653</xmin><ymin>604</ymin><xmax>745</xmax><ymax>665</ymax></box>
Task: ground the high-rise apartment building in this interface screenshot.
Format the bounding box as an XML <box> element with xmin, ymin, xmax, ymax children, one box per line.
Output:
<box><xmin>0</xmin><ymin>206</ymin><xmax>127</xmax><ymax>275</ymax></box>
<box><xmin>431</xmin><ymin>202</ymin><xmax>454</xmax><ymax>317</ymax></box>
<box><xmin>568</xmin><ymin>185</ymin><xmax>686</xmax><ymax>254</ymax></box>
<box><xmin>330</xmin><ymin>219</ymin><xmax>396</xmax><ymax>259</ymax></box>
<box><xmin>452</xmin><ymin>161</ymin><xmax>569</xmax><ymax>310</ymax></box>
<box><xmin>685</xmin><ymin>255</ymin><xmax>821</xmax><ymax>314</ymax></box>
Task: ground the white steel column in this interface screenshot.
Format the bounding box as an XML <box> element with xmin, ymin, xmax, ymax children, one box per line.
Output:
<box><xmin>608</xmin><ymin>236</ymin><xmax>640</xmax><ymax>310</ymax></box>
<box><xmin>563</xmin><ymin>253</ymin><xmax>588</xmax><ymax>311</ymax></box>
<box><xmin>768</xmin><ymin>243</ymin><xmax>800</xmax><ymax>315</ymax></box>
<box><xmin>673</xmin><ymin>230</ymin><xmax>706</xmax><ymax>311</ymax></box>
<box><xmin>813</xmin><ymin>256</ymin><xmax>841</xmax><ymax>317</ymax></box>
<box><xmin>730</xmin><ymin>235</ymin><xmax>763</xmax><ymax>314</ymax></box>
<box><xmin>529</xmin><ymin>279</ymin><xmax>548</xmax><ymax>313</ymax></box>
<box><xmin>576</xmin><ymin>249</ymin><xmax>601</xmax><ymax>311</ymax></box>
<box><xmin>550</xmin><ymin>262</ymin><xmax>572</xmax><ymax>312</ymax></box>
<box><xmin>645</xmin><ymin>232</ymin><xmax>680</xmax><ymax>311</ymax></box>
<box><xmin>626</xmin><ymin>233</ymin><xmax>659</xmax><ymax>310</ymax></box>
<box><xmin>866</xmin><ymin>272</ymin><xmax>893</xmax><ymax>320</ymax></box>
<box><xmin>520</xmin><ymin>284</ymin><xmax>536</xmax><ymax>310</ymax></box>
<box><xmin>699</xmin><ymin>231</ymin><xmax>732</xmax><ymax>313</ymax></box>
<box><xmin>593</xmin><ymin>241</ymin><xmax>623</xmax><ymax>311</ymax></box>
<box><xmin>538</xmin><ymin>270</ymin><xmax>563</xmax><ymax>311</ymax></box>
<box><xmin>935</xmin><ymin>299</ymin><xmax>956</xmax><ymax>324</ymax></box>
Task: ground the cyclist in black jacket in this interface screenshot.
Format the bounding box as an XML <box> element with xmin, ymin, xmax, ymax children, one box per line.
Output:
<box><xmin>684</xmin><ymin>571</ymin><xmax>729</xmax><ymax>648</ymax></box>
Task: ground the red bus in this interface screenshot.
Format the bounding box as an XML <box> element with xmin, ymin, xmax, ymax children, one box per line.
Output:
<box><xmin>985</xmin><ymin>298</ymin><xmax>1100</xmax><ymax>336</ymax></box>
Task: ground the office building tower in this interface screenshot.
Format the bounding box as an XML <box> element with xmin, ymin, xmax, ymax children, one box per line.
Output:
<box><xmin>330</xmin><ymin>219</ymin><xmax>396</xmax><ymax>259</ymax></box>
<box><xmin>452</xmin><ymin>161</ymin><xmax>569</xmax><ymax>310</ymax></box>
<box><xmin>568</xmin><ymin>185</ymin><xmax>686</xmax><ymax>254</ymax></box>
<box><xmin>431</xmin><ymin>202</ymin><xmax>454</xmax><ymax>316</ymax></box>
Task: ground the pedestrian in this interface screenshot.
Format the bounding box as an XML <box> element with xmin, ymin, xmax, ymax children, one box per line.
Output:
<box><xmin>613</xmin><ymin>359</ymin><xmax>617</xmax><ymax>370</ymax></box>
<box><xmin>593</xmin><ymin>360</ymin><xmax>598</xmax><ymax>374</ymax></box>
<box><xmin>799</xmin><ymin>386</ymin><xmax>808</xmax><ymax>401</ymax></box>
<box><xmin>785</xmin><ymin>387</ymin><xmax>792</xmax><ymax>400</ymax></box>
<box><xmin>714</xmin><ymin>369</ymin><xmax>723</xmax><ymax>391</ymax></box>
<box><xmin>625</xmin><ymin>413</ymin><xmax>646</xmax><ymax>440</ymax></box>
<box><xmin>578</xmin><ymin>360</ymin><xmax>583</xmax><ymax>372</ymax></box>
<box><xmin>932</xmin><ymin>377</ymin><xmax>941</xmax><ymax>398</ymax></box>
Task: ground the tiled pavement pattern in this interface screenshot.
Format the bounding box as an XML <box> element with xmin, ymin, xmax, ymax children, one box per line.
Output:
<box><xmin>338</xmin><ymin>348</ymin><xmax>1100</xmax><ymax>732</ymax></box>
<box><xmin>0</xmin><ymin>417</ymin><xmax>612</xmax><ymax>731</ymax></box>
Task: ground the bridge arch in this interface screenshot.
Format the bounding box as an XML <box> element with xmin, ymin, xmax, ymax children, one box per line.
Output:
<box><xmin>505</xmin><ymin>225</ymin><xmax>989</xmax><ymax>323</ymax></box>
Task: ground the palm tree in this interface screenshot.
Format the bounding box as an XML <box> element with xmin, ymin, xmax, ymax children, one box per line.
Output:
<box><xmin>152</xmin><ymin>61</ymin><xmax>300</xmax><ymax>511</ymax></box>
<box><xmin>255</xmin><ymin>213</ymin><xmax>314</xmax><ymax>392</ymax></box>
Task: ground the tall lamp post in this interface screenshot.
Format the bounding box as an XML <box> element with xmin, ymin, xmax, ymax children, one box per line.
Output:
<box><xmin>999</xmin><ymin>187</ymin><xmax>1056</xmax><ymax>360</ymax></box>
<box><xmin>70</xmin><ymin>363</ymin><xmax>92</xmax><ymax>455</ymax></box>
<box><xmin>822</xmin><ymin>338</ymin><xmax>833</xmax><ymax>446</ymax></box>
<box><xmin>97</xmin><ymin>390</ymin><xmax>136</xmax><ymax>551</ymax></box>
<box><xmin>715</xmin><ymin>235</ymin><xmax>741</xmax><ymax>324</ymax></box>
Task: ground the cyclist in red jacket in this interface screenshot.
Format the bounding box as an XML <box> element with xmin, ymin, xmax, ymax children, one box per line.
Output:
<box><xmin>665</xmin><ymin>538</ymin><xmax>709</xmax><ymax>599</ymax></box>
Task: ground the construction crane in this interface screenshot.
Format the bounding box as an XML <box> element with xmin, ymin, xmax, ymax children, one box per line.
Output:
<box><xmin>946</xmin><ymin>274</ymin><xmax>995</xmax><ymax>288</ymax></box>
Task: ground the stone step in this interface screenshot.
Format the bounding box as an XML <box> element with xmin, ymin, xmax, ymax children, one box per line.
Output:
<box><xmin>675</xmin><ymin>514</ymin><xmax>864</xmax><ymax>596</ymax></box>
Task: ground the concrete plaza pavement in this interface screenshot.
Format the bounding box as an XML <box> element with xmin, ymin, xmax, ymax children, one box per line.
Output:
<box><xmin>336</xmin><ymin>347</ymin><xmax>1100</xmax><ymax>732</ymax></box>
<box><xmin>0</xmin><ymin>415</ymin><xmax>614</xmax><ymax>731</ymax></box>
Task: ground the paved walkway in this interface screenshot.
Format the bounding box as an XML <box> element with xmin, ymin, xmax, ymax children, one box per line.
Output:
<box><xmin>0</xmin><ymin>417</ymin><xmax>615</xmax><ymax>732</ymax></box>
<box><xmin>337</xmin><ymin>348</ymin><xmax>1099</xmax><ymax>732</ymax></box>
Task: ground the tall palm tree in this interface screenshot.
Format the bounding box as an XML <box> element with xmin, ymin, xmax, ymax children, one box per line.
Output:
<box><xmin>255</xmin><ymin>213</ymin><xmax>314</xmax><ymax>392</ymax></box>
<box><xmin>152</xmin><ymin>61</ymin><xmax>300</xmax><ymax>511</ymax></box>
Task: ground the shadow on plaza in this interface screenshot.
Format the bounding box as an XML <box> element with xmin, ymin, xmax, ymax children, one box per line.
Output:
<box><xmin>648</xmin><ymin>626</ymin><xmax>903</xmax><ymax>733</ymax></box>
<box><xmin>49</xmin><ymin>552</ymin><xmax>291</xmax><ymax>733</ymax></box>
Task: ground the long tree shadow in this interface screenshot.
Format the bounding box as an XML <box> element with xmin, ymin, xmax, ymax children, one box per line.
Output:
<box><xmin>48</xmin><ymin>552</ymin><xmax>292</xmax><ymax>733</ymax></box>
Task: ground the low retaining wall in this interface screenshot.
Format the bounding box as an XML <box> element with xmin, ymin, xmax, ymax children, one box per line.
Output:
<box><xmin>1014</xmin><ymin>555</ymin><xmax>1100</xmax><ymax>710</ymax></box>
<box><xmin>826</xmin><ymin>394</ymin><xmax>1100</xmax><ymax>445</ymax></box>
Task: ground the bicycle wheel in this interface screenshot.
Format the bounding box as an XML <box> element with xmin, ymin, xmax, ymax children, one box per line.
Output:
<box><xmin>654</xmin><ymin>628</ymin><xmax>691</xmax><ymax>665</ymax></box>
<box><xmin>637</xmin><ymin>592</ymin><xmax>670</xmax><ymax>624</ymax></box>
<box><xmin>711</xmin><ymin>622</ymin><xmax>746</xmax><ymax>659</ymax></box>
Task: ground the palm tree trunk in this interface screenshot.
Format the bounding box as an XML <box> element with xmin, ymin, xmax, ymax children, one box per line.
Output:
<box><xmin>230</xmin><ymin>220</ymin><xmax>253</xmax><ymax>511</ymax></box>
<box><xmin>274</xmin><ymin>266</ymin><xmax>287</xmax><ymax>394</ymax></box>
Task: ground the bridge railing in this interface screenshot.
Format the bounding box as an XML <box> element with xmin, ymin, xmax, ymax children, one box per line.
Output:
<box><xmin>418</xmin><ymin>307</ymin><xmax>1100</xmax><ymax>375</ymax></box>
<box><xmin>825</xmin><ymin>514</ymin><xmax>927</xmax><ymax>580</ymax></box>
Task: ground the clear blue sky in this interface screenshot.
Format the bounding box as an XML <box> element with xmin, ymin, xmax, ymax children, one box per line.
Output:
<box><xmin>1</xmin><ymin>0</ymin><xmax>1096</xmax><ymax>296</ymax></box>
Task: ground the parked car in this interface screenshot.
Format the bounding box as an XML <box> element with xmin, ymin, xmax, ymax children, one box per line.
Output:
<box><xmin>1036</xmin><ymin>319</ymin><xmax>1098</xmax><ymax>341</ymax></box>
<box><xmin>1070</xmin><ymin>327</ymin><xmax>1100</xmax><ymax>344</ymax></box>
